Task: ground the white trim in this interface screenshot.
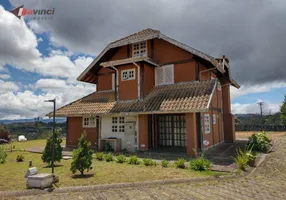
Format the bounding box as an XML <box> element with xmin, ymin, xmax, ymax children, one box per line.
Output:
<box><xmin>207</xmin><ymin>79</ymin><xmax>217</xmax><ymax>109</ymax></box>
<box><xmin>100</xmin><ymin>56</ymin><xmax>159</xmax><ymax>68</ymax></box>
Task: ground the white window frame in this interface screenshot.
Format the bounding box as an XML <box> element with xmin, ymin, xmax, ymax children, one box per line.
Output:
<box><xmin>121</xmin><ymin>69</ymin><xmax>135</xmax><ymax>81</ymax></box>
<box><xmin>204</xmin><ymin>114</ymin><xmax>210</xmax><ymax>134</ymax></box>
<box><xmin>112</xmin><ymin>116</ymin><xmax>125</xmax><ymax>133</ymax></box>
<box><xmin>132</xmin><ymin>41</ymin><xmax>147</xmax><ymax>57</ymax></box>
<box><xmin>82</xmin><ymin>117</ymin><xmax>96</xmax><ymax>128</ymax></box>
<box><xmin>155</xmin><ymin>64</ymin><xmax>174</xmax><ymax>86</ymax></box>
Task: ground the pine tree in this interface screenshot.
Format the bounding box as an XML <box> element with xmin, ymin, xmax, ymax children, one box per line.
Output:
<box><xmin>70</xmin><ymin>132</ymin><xmax>93</xmax><ymax>176</ymax></box>
<box><xmin>281</xmin><ymin>95</ymin><xmax>286</xmax><ymax>125</ymax></box>
<box><xmin>41</xmin><ymin>130</ymin><xmax>63</xmax><ymax>165</ymax></box>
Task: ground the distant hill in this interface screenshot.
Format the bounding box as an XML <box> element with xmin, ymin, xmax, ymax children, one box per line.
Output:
<box><xmin>0</xmin><ymin>118</ymin><xmax>66</xmax><ymax>124</ymax></box>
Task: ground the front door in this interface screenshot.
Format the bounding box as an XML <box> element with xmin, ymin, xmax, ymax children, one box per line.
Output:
<box><xmin>158</xmin><ymin>115</ymin><xmax>186</xmax><ymax>148</ymax></box>
<box><xmin>124</xmin><ymin>122</ymin><xmax>136</xmax><ymax>152</ymax></box>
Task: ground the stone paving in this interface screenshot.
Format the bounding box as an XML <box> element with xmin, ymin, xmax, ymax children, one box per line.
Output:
<box><xmin>10</xmin><ymin>136</ymin><xmax>286</xmax><ymax>200</ymax></box>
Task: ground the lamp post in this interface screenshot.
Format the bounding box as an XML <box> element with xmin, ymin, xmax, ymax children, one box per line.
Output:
<box><xmin>45</xmin><ymin>99</ymin><xmax>56</xmax><ymax>174</ymax></box>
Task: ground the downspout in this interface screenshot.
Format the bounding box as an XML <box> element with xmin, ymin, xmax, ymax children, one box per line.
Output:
<box><xmin>110</xmin><ymin>66</ymin><xmax>119</xmax><ymax>101</ymax></box>
<box><xmin>132</xmin><ymin>62</ymin><xmax>141</xmax><ymax>100</ymax></box>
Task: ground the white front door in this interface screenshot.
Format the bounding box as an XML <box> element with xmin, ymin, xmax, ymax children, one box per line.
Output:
<box><xmin>124</xmin><ymin>122</ymin><xmax>136</xmax><ymax>152</ymax></box>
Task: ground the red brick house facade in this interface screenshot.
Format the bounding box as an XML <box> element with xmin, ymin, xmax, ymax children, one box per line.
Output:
<box><xmin>51</xmin><ymin>29</ymin><xmax>239</xmax><ymax>156</ymax></box>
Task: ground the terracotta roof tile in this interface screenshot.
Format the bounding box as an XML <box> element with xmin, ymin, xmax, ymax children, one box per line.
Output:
<box><xmin>50</xmin><ymin>91</ymin><xmax>115</xmax><ymax>117</ymax></box>
<box><xmin>111</xmin><ymin>80</ymin><xmax>216</xmax><ymax>113</ymax></box>
<box><xmin>50</xmin><ymin>80</ymin><xmax>216</xmax><ymax>117</ymax></box>
<box><xmin>110</xmin><ymin>28</ymin><xmax>160</xmax><ymax>46</ymax></box>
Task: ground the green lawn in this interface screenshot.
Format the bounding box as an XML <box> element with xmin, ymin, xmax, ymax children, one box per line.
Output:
<box><xmin>2</xmin><ymin>139</ymin><xmax>66</xmax><ymax>151</ymax></box>
<box><xmin>0</xmin><ymin>150</ymin><xmax>224</xmax><ymax>191</ymax></box>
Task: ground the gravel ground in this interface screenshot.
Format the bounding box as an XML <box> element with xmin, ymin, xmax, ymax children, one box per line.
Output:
<box><xmin>6</xmin><ymin>136</ymin><xmax>286</xmax><ymax>200</ymax></box>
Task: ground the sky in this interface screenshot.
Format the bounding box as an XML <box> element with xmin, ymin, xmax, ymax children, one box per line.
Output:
<box><xmin>0</xmin><ymin>0</ymin><xmax>285</xmax><ymax>120</ymax></box>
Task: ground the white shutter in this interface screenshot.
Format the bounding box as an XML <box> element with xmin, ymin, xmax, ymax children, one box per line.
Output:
<box><xmin>155</xmin><ymin>67</ymin><xmax>164</xmax><ymax>85</ymax></box>
<box><xmin>164</xmin><ymin>64</ymin><xmax>174</xmax><ymax>84</ymax></box>
<box><xmin>155</xmin><ymin>64</ymin><xmax>174</xmax><ymax>86</ymax></box>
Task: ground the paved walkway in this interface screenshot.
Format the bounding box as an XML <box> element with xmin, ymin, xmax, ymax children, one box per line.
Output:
<box><xmin>12</xmin><ymin>137</ymin><xmax>286</xmax><ymax>199</ymax></box>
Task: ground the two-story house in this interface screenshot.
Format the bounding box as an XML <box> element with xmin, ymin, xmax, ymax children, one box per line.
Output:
<box><xmin>50</xmin><ymin>28</ymin><xmax>239</xmax><ymax>156</ymax></box>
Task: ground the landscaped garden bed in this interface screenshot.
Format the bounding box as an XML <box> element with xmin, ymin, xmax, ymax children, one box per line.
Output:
<box><xmin>0</xmin><ymin>151</ymin><xmax>224</xmax><ymax>191</ymax></box>
<box><xmin>233</xmin><ymin>132</ymin><xmax>274</xmax><ymax>173</ymax></box>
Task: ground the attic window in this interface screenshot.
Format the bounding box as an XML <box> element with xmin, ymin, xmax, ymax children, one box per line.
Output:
<box><xmin>121</xmin><ymin>69</ymin><xmax>135</xmax><ymax>81</ymax></box>
<box><xmin>132</xmin><ymin>41</ymin><xmax>147</xmax><ymax>57</ymax></box>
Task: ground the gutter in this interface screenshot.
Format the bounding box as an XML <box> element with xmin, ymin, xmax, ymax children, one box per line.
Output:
<box><xmin>206</xmin><ymin>80</ymin><xmax>218</xmax><ymax>109</ymax></box>
<box><xmin>110</xmin><ymin>65</ymin><xmax>119</xmax><ymax>101</ymax></box>
<box><xmin>132</xmin><ymin>62</ymin><xmax>141</xmax><ymax>100</ymax></box>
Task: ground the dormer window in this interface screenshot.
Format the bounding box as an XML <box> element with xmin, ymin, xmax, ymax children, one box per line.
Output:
<box><xmin>132</xmin><ymin>41</ymin><xmax>147</xmax><ymax>57</ymax></box>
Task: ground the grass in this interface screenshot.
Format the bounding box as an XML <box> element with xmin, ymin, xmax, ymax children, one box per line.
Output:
<box><xmin>0</xmin><ymin>151</ymin><xmax>222</xmax><ymax>191</ymax></box>
<box><xmin>235</xmin><ymin>131</ymin><xmax>285</xmax><ymax>140</ymax></box>
<box><xmin>2</xmin><ymin>139</ymin><xmax>66</xmax><ymax>151</ymax></box>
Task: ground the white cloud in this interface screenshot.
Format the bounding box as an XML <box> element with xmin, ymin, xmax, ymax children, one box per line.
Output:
<box><xmin>0</xmin><ymin>80</ymin><xmax>19</xmax><ymax>93</ymax></box>
<box><xmin>231</xmin><ymin>102</ymin><xmax>281</xmax><ymax>115</ymax></box>
<box><xmin>231</xmin><ymin>82</ymin><xmax>286</xmax><ymax>99</ymax></box>
<box><xmin>0</xmin><ymin>74</ymin><xmax>10</xmax><ymax>80</ymax></box>
<box><xmin>0</xmin><ymin>5</ymin><xmax>93</xmax><ymax>81</ymax></box>
<box><xmin>0</xmin><ymin>80</ymin><xmax>94</xmax><ymax>120</ymax></box>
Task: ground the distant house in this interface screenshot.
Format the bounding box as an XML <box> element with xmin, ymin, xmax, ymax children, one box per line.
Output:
<box><xmin>49</xmin><ymin>28</ymin><xmax>239</xmax><ymax>156</ymax></box>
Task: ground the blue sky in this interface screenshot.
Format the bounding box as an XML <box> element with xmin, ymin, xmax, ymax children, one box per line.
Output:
<box><xmin>0</xmin><ymin>0</ymin><xmax>285</xmax><ymax>120</ymax></box>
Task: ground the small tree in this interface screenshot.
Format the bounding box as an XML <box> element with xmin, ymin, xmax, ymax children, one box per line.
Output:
<box><xmin>70</xmin><ymin>132</ymin><xmax>93</xmax><ymax>176</ymax></box>
<box><xmin>281</xmin><ymin>95</ymin><xmax>286</xmax><ymax>125</ymax></box>
<box><xmin>41</xmin><ymin>130</ymin><xmax>63</xmax><ymax>165</ymax></box>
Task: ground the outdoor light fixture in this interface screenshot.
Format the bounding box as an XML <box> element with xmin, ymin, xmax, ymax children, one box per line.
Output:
<box><xmin>44</xmin><ymin>99</ymin><xmax>56</xmax><ymax>174</ymax></box>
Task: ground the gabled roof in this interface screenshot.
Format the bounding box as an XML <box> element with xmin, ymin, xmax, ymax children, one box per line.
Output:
<box><xmin>77</xmin><ymin>28</ymin><xmax>239</xmax><ymax>88</ymax></box>
<box><xmin>49</xmin><ymin>80</ymin><xmax>216</xmax><ymax>117</ymax></box>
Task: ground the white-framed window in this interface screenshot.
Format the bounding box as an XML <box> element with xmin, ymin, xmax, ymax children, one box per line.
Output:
<box><xmin>132</xmin><ymin>41</ymin><xmax>147</xmax><ymax>57</ymax></box>
<box><xmin>155</xmin><ymin>64</ymin><xmax>174</xmax><ymax>86</ymax></box>
<box><xmin>121</xmin><ymin>69</ymin><xmax>135</xmax><ymax>81</ymax></box>
<box><xmin>112</xmin><ymin>116</ymin><xmax>125</xmax><ymax>133</ymax></box>
<box><xmin>204</xmin><ymin>114</ymin><xmax>210</xmax><ymax>134</ymax></box>
<box><xmin>213</xmin><ymin>114</ymin><xmax>216</xmax><ymax>124</ymax></box>
<box><xmin>82</xmin><ymin>117</ymin><xmax>96</xmax><ymax>128</ymax></box>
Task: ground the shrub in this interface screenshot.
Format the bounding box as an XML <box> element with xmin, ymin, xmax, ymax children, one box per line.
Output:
<box><xmin>104</xmin><ymin>153</ymin><xmax>114</xmax><ymax>162</ymax></box>
<box><xmin>174</xmin><ymin>158</ymin><xmax>186</xmax><ymax>169</ymax></box>
<box><xmin>143</xmin><ymin>158</ymin><xmax>157</xmax><ymax>166</ymax></box>
<box><xmin>70</xmin><ymin>132</ymin><xmax>93</xmax><ymax>175</ymax></box>
<box><xmin>16</xmin><ymin>155</ymin><xmax>24</xmax><ymax>162</ymax></box>
<box><xmin>95</xmin><ymin>152</ymin><xmax>104</xmax><ymax>161</ymax></box>
<box><xmin>0</xmin><ymin>146</ymin><xmax>7</xmax><ymax>164</ymax></box>
<box><xmin>41</xmin><ymin>130</ymin><xmax>63</xmax><ymax>165</ymax></box>
<box><xmin>161</xmin><ymin>159</ymin><xmax>169</xmax><ymax>168</ymax></box>
<box><xmin>232</xmin><ymin>145</ymin><xmax>254</xmax><ymax>171</ymax></box>
<box><xmin>116</xmin><ymin>155</ymin><xmax>127</xmax><ymax>163</ymax></box>
<box><xmin>127</xmin><ymin>156</ymin><xmax>141</xmax><ymax>165</ymax></box>
<box><xmin>189</xmin><ymin>157</ymin><xmax>211</xmax><ymax>171</ymax></box>
<box><xmin>248</xmin><ymin>132</ymin><xmax>271</xmax><ymax>153</ymax></box>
